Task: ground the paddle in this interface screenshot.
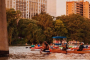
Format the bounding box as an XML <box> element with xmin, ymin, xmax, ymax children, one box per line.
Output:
<box><xmin>66</xmin><ymin>38</ymin><xmax>68</xmax><ymax>54</ymax></box>
<box><xmin>66</xmin><ymin>44</ymin><xmax>67</xmax><ymax>54</ymax></box>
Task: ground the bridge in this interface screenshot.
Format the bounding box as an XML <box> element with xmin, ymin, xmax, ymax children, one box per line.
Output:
<box><xmin>0</xmin><ymin>0</ymin><xmax>9</xmax><ymax>55</ymax></box>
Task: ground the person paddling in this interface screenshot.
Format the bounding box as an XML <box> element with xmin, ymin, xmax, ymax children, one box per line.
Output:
<box><xmin>43</xmin><ymin>41</ymin><xmax>49</xmax><ymax>51</ymax></box>
<box><xmin>62</xmin><ymin>43</ymin><xmax>68</xmax><ymax>51</ymax></box>
<box><xmin>38</xmin><ymin>43</ymin><xmax>40</xmax><ymax>47</ymax></box>
<box><xmin>35</xmin><ymin>44</ymin><xmax>38</xmax><ymax>48</ymax></box>
<box><xmin>86</xmin><ymin>43</ymin><xmax>88</xmax><ymax>48</ymax></box>
<box><xmin>40</xmin><ymin>41</ymin><xmax>50</xmax><ymax>54</ymax></box>
<box><xmin>49</xmin><ymin>43</ymin><xmax>53</xmax><ymax>49</ymax></box>
<box><xmin>77</xmin><ymin>42</ymin><xmax>84</xmax><ymax>51</ymax></box>
<box><xmin>30</xmin><ymin>43</ymin><xmax>35</xmax><ymax>48</ymax></box>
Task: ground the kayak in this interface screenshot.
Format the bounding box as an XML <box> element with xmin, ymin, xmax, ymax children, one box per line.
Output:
<box><xmin>53</xmin><ymin>46</ymin><xmax>59</xmax><ymax>48</ymax></box>
<box><xmin>40</xmin><ymin>50</ymin><xmax>50</xmax><ymax>54</ymax></box>
<box><xmin>50</xmin><ymin>49</ymin><xmax>66</xmax><ymax>53</ymax></box>
<box><xmin>68</xmin><ymin>51</ymin><xmax>90</xmax><ymax>54</ymax></box>
<box><xmin>31</xmin><ymin>47</ymin><xmax>42</xmax><ymax>49</ymax></box>
<box><xmin>30</xmin><ymin>47</ymin><xmax>42</xmax><ymax>51</ymax></box>
<box><xmin>50</xmin><ymin>49</ymin><xmax>90</xmax><ymax>54</ymax></box>
<box><xmin>70</xmin><ymin>48</ymin><xmax>90</xmax><ymax>51</ymax></box>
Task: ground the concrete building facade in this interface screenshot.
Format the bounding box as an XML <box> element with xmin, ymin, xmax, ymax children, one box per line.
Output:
<box><xmin>47</xmin><ymin>0</ymin><xmax>56</xmax><ymax>17</ymax></box>
<box><xmin>47</xmin><ymin>0</ymin><xmax>61</xmax><ymax>17</ymax></box>
<box><xmin>6</xmin><ymin>0</ymin><xmax>47</xmax><ymax>19</ymax></box>
<box><xmin>66</xmin><ymin>0</ymin><xmax>90</xmax><ymax>19</ymax></box>
<box><xmin>0</xmin><ymin>0</ymin><xmax>9</xmax><ymax>55</ymax></box>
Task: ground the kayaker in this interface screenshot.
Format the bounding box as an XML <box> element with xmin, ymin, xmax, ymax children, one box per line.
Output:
<box><xmin>53</xmin><ymin>43</ymin><xmax>55</xmax><ymax>47</ymax></box>
<box><xmin>40</xmin><ymin>42</ymin><xmax>45</xmax><ymax>54</ymax></box>
<box><xmin>31</xmin><ymin>43</ymin><xmax>35</xmax><ymax>48</ymax></box>
<box><xmin>49</xmin><ymin>43</ymin><xmax>53</xmax><ymax>49</ymax></box>
<box><xmin>35</xmin><ymin>44</ymin><xmax>38</xmax><ymax>48</ymax></box>
<box><xmin>38</xmin><ymin>43</ymin><xmax>40</xmax><ymax>47</ymax></box>
<box><xmin>86</xmin><ymin>43</ymin><xmax>88</xmax><ymax>48</ymax></box>
<box><xmin>26</xmin><ymin>43</ymin><xmax>28</xmax><ymax>48</ymax></box>
<box><xmin>40</xmin><ymin>41</ymin><xmax>49</xmax><ymax>53</ymax></box>
<box><xmin>77</xmin><ymin>43</ymin><xmax>84</xmax><ymax>51</ymax></box>
<box><xmin>62</xmin><ymin>44</ymin><xmax>68</xmax><ymax>51</ymax></box>
<box><xmin>44</xmin><ymin>41</ymin><xmax>49</xmax><ymax>50</ymax></box>
<box><xmin>41</xmin><ymin>42</ymin><xmax>46</xmax><ymax>49</ymax></box>
<box><xmin>26</xmin><ymin>43</ymin><xmax>27</xmax><ymax>45</ymax></box>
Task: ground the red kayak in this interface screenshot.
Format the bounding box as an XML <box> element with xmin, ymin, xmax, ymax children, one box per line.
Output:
<box><xmin>31</xmin><ymin>47</ymin><xmax>42</xmax><ymax>49</ymax></box>
<box><xmin>30</xmin><ymin>47</ymin><xmax>42</xmax><ymax>51</ymax></box>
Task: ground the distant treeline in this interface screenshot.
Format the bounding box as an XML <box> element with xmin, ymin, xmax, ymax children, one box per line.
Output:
<box><xmin>6</xmin><ymin>8</ymin><xmax>90</xmax><ymax>45</ymax></box>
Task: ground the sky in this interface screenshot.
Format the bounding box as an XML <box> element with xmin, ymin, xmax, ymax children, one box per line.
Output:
<box><xmin>57</xmin><ymin>0</ymin><xmax>90</xmax><ymax>16</ymax></box>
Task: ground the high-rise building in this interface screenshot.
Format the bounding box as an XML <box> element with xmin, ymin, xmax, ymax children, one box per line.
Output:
<box><xmin>6</xmin><ymin>0</ymin><xmax>47</xmax><ymax>19</ymax></box>
<box><xmin>47</xmin><ymin>0</ymin><xmax>56</xmax><ymax>17</ymax></box>
<box><xmin>47</xmin><ymin>0</ymin><xmax>61</xmax><ymax>17</ymax></box>
<box><xmin>66</xmin><ymin>0</ymin><xmax>90</xmax><ymax>19</ymax></box>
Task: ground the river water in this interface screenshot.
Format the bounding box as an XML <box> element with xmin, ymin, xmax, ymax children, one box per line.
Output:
<box><xmin>1</xmin><ymin>46</ymin><xmax>90</xmax><ymax>60</ymax></box>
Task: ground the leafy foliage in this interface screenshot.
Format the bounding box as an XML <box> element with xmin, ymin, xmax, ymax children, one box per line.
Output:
<box><xmin>57</xmin><ymin>14</ymin><xmax>90</xmax><ymax>43</ymax></box>
<box><xmin>6</xmin><ymin>8</ymin><xmax>21</xmax><ymax>45</ymax></box>
<box><xmin>7</xmin><ymin>9</ymin><xmax>90</xmax><ymax>45</ymax></box>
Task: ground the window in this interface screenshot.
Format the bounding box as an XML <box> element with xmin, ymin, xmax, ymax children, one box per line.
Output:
<box><xmin>13</xmin><ymin>6</ymin><xmax>15</xmax><ymax>8</ymax></box>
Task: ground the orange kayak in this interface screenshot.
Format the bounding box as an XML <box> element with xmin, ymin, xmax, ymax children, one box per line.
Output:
<box><xmin>68</xmin><ymin>51</ymin><xmax>90</xmax><ymax>54</ymax></box>
<box><xmin>50</xmin><ymin>49</ymin><xmax>90</xmax><ymax>54</ymax></box>
<box><xmin>50</xmin><ymin>49</ymin><xmax>66</xmax><ymax>53</ymax></box>
<box><xmin>70</xmin><ymin>48</ymin><xmax>90</xmax><ymax>50</ymax></box>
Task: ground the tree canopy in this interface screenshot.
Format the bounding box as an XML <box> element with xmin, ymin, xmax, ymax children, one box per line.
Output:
<box><xmin>57</xmin><ymin>14</ymin><xmax>90</xmax><ymax>43</ymax></box>
<box><xmin>6</xmin><ymin>9</ymin><xmax>90</xmax><ymax>45</ymax></box>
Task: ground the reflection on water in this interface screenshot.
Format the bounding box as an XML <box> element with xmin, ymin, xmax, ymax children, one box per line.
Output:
<box><xmin>1</xmin><ymin>46</ymin><xmax>90</xmax><ymax>60</ymax></box>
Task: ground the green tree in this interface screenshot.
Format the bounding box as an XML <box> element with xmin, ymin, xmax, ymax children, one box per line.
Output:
<box><xmin>32</xmin><ymin>12</ymin><xmax>54</xmax><ymax>29</ymax></box>
<box><xmin>32</xmin><ymin>13</ymin><xmax>54</xmax><ymax>43</ymax></box>
<box><xmin>57</xmin><ymin>14</ymin><xmax>90</xmax><ymax>43</ymax></box>
<box><xmin>18</xmin><ymin>19</ymin><xmax>46</xmax><ymax>44</ymax></box>
<box><xmin>6</xmin><ymin>8</ymin><xmax>21</xmax><ymax>45</ymax></box>
<box><xmin>54</xmin><ymin>19</ymin><xmax>68</xmax><ymax>36</ymax></box>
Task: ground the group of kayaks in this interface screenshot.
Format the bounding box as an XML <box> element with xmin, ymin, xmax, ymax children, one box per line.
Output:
<box><xmin>30</xmin><ymin>46</ymin><xmax>90</xmax><ymax>54</ymax></box>
<box><xmin>50</xmin><ymin>48</ymin><xmax>90</xmax><ymax>54</ymax></box>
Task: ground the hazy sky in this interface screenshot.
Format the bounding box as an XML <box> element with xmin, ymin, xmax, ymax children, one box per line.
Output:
<box><xmin>57</xmin><ymin>0</ymin><xmax>90</xmax><ymax>16</ymax></box>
